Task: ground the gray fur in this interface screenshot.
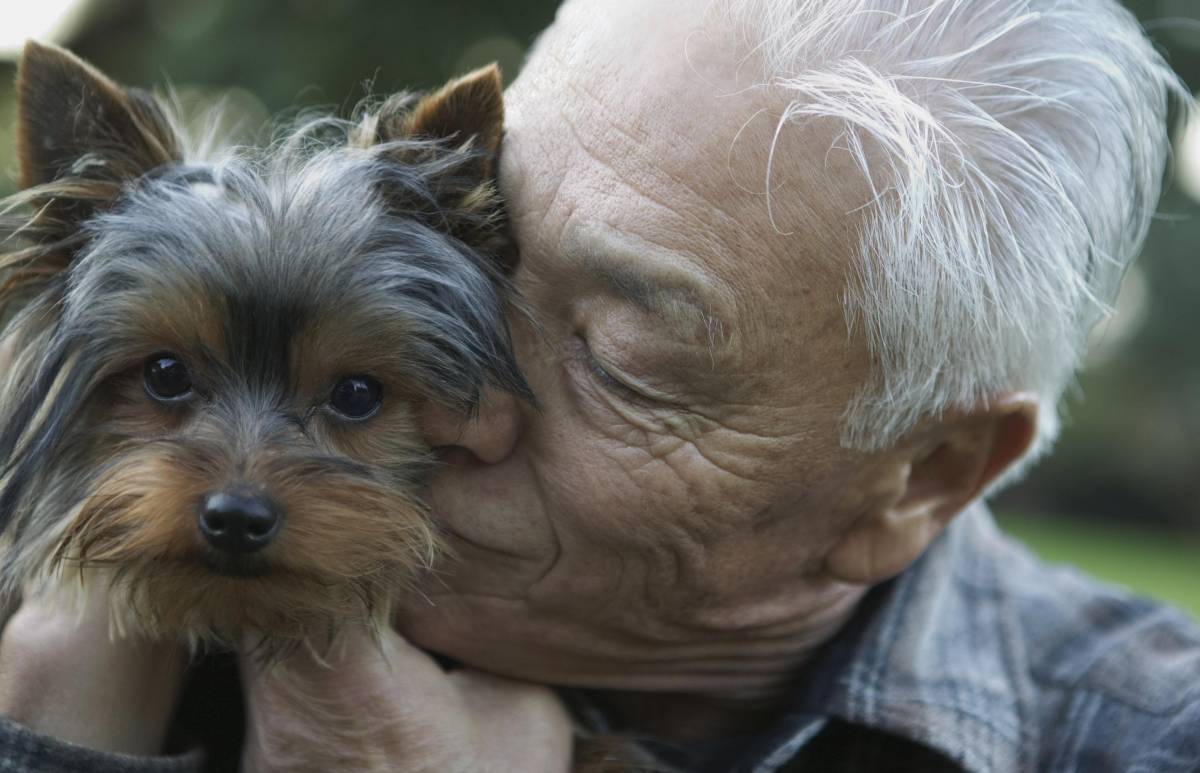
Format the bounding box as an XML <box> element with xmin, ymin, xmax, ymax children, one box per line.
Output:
<box><xmin>0</xmin><ymin>114</ymin><xmax>529</xmax><ymax>606</ymax></box>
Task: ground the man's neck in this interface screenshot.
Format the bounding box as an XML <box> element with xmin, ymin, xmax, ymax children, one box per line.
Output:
<box><xmin>586</xmin><ymin>585</ymin><xmax>866</xmax><ymax>744</ymax></box>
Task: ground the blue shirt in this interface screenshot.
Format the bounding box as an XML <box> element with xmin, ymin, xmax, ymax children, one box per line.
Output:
<box><xmin>632</xmin><ymin>505</ymin><xmax>1200</xmax><ymax>772</ymax></box>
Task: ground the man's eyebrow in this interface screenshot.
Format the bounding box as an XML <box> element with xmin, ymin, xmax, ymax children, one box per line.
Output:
<box><xmin>566</xmin><ymin>228</ymin><xmax>734</xmax><ymax>347</ymax></box>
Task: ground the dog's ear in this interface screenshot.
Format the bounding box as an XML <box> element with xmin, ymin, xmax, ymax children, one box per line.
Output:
<box><xmin>15</xmin><ymin>41</ymin><xmax>181</xmax><ymax>226</ymax></box>
<box><xmin>370</xmin><ymin>64</ymin><xmax>505</xmax><ymax>180</ymax></box>
<box><xmin>401</xmin><ymin>63</ymin><xmax>504</xmax><ymax>178</ymax></box>
<box><xmin>364</xmin><ymin>64</ymin><xmax>512</xmax><ymax>265</ymax></box>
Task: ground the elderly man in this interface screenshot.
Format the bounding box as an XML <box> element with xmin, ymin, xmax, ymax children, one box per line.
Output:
<box><xmin>1</xmin><ymin>0</ymin><xmax>1197</xmax><ymax>770</ymax></box>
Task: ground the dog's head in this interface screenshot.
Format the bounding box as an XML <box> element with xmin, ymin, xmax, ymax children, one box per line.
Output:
<box><xmin>0</xmin><ymin>42</ymin><xmax>528</xmax><ymax>646</ymax></box>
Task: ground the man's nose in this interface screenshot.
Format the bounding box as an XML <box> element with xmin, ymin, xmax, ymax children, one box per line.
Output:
<box><xmin>420</xmin><ymin>389</ymin><xmax>522</xmax><ymax>464</ymax></box>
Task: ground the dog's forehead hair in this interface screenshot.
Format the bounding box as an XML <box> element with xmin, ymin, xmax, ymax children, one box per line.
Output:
<box><xmin>83</xmin><ymin>153</ymin><xmax>401</xmax><ymax>305</ymax></box>
<box><xmin>59</xmin><ymin>150</ymin><xmax>511</xmax><ymax>401</ymax></box>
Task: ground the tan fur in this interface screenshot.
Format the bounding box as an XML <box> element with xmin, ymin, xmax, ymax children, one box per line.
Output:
<box><xmin>49</xmin><ymin>440</ymin><xmax>436</xmax><ymax>650</ymax></box>
<box><xmin>0</xmin><ymin>44</ymin><xmax>652</xmax><ymax>770</ymax></box>
<box><xmin>16</xmin><ymin>41</ymin><xmax>181</xmax><ymax>190</ymax></box>
<box><xmin>403</xmin><ymin>65</ymin><xmax>505</xmax><ymax>172</ymax></box>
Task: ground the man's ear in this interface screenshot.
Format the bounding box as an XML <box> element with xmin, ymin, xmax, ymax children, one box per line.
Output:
<box><xmin>15</xmin><ymin>41</ymin><xmax>181</xmax><ymax>229</ymax></box>
<box><xmin>825</xmin><ymin>393</ymin><xmax>1038</xmax><ymax>585</ymax></box>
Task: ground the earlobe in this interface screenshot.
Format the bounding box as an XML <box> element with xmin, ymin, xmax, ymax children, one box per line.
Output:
<box><xmin>825</xmin><ymin>393</ymin><xmax>1038</xmax><ymax>585</ymax></box>
<box><xmin>824</xmin><ymin>458</ymin><xmax>930</xmax><ymax>585</ymax></box>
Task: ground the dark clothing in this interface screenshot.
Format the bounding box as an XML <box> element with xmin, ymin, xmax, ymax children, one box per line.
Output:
<box><xmin>0</xmin><ymin>717</ymin><xmax>201</xmax><ymax>773</ymax></box>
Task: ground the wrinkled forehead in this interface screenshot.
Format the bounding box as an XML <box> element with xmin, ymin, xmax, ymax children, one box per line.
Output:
<box><xmin>510</xmin><ymin>0</ymin><xmax>870</xmax><ymax>301</ymax></box>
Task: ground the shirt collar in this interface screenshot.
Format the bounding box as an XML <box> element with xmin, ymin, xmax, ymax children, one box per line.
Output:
<box><xmin>567</xmin><ymin>504</ymin><xmax>1029</xmax><ymax>773</ymax></box>
<box><xmin>772</xmin><ymin>503</ymin><xmax>1028</xmax><ymax>772</ymax></box>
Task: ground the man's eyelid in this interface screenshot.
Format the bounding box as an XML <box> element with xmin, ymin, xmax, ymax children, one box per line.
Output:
<box><xmin>576</xmin><ymin>335</ymin><xmax>688</xmax><ymax>408</ymax></box>
<box><xmin>561</xmin><ymin>224</ymin><xmax>736</xmax><ymax>348</ymax></box>
<box><xmin>596</xmin><ymin>275</ymin><xmax>731</xmax><ymax>348</ymax></box>
<box><xmin>579</xmin><ymin>336</ymin><xmax>641</xmax><ymax>394</ymax></box>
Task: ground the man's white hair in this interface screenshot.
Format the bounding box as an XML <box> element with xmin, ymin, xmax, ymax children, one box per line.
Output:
<box><xmin>715</xmin><ymin>0</ymin><xmax>1188</xmax><ymax>466</ymax></box>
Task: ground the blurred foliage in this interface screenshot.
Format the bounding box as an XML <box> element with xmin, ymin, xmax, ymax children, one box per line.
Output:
<box><xmin>995</xmin><ymin>1</ymin><xmax>1200</xmax><ymax>532</ymax></box>
<box><xmin>0</xmin><ymin>0</ymin><xmax>1197</xmax><ymax>545</ymax></box>
<box><xmin>1000</xmin><ymin>512</ymin><xmax>1200</xmax><ymax>618</ymax></box>
<box><xmin>73</xmin><ymin>0</ymin><xmax>555</xmax><ymax>108</ymax></box>
<box><xmin>0</xmin><ymin>0</ymin><xmax>560</xmax><ymax>192</ymax></box>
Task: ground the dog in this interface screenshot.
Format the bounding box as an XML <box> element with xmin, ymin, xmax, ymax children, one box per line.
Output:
<box><xmin>0</xmin><ymin>42</ymin><xmax>660</xmax><ymax>773</ymax></box>
<box><xmin>0</xmin><ymin>40</ymin><xmax>528</xmax><ymax>644</ymax></box>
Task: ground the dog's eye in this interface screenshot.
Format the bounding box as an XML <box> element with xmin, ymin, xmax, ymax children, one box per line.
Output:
<box><xmin>144</xmin><ymin>354</ymin><xmax>193</xmax><ymax>401</ymax></box>
<box><xmin>329</xmin><ymin>376</ymin><xmax>383</xmax><ymax>420</ymax></box>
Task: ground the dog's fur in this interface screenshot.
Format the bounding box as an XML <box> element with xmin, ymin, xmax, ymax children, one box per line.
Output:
<box><xmin>0</xmin><ymin>41</ymin><xmax>528</xmax><ymax>647</ymax></box>
<box><xmin>0</xmin><ymin>43</ymin><xmax>665</xmax><ymax>772</ymax></box>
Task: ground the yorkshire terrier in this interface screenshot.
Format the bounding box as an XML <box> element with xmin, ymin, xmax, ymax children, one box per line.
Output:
<box><xmin>0</xmin><ymin>40</ymin><xmax>527</xmax><ymax>644</ymax></box>
<box><xmin>0</xmin><ymin>42</ymin><xmax>656</xmax><ymax>773</ymax></box>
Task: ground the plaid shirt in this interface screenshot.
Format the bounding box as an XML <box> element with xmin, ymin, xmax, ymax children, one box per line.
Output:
<box><xmin>3</xmin><ymin>505</ymin><xmax>1199</xmax><ymax>772</ymax></box>
<box><xmin>640</xmin><ymin>505</ymin><xmax>1200</xmax><ymax>772</ymax></box>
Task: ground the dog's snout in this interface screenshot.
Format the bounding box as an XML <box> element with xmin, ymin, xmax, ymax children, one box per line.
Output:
<box><xmin>198</xmin><ymin>490</ymin><xmax>280</xmax><ymax>554</ymax></box>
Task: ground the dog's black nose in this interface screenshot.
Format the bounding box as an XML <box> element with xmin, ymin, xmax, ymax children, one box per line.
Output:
<box><xmin>198</xmin><ymin>490</ymin><xmax>280</xmax><ymax>554</ymax></box>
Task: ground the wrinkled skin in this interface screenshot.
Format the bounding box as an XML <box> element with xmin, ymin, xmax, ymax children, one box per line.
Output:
<box><xmin>0</xmin><ymin>0</ymin><xmax>1036</xmax><ymax>766</ymax></box>
<box><xmin>402</xmin><ymin>0</ymin><xmax>881</xmax><ymax>705</ymax></box>
<box><xmin>401</xmin><ymin>0</ymin><xmax>1034</xmax><ymax>741</ymax></box>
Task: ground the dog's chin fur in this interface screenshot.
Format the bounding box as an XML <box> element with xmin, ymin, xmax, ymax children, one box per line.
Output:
<box><xmin>107</xmin><ymin>567</ymin><xmax>397</xmax><ymax>654</ymax></box>
<box><xmin>35</xmin><ymin>563</ymin><xmax>397</xmax><ymax>655</ymax></box>
<box><xmin>26</xmin><ymin>439</ymin><xmax>441</xmax><ymax>652</ymax></box>
<box><xmin>33</xmin><ymin>526</ymin><xmax>435</xmax><ymax>657</ymax></box>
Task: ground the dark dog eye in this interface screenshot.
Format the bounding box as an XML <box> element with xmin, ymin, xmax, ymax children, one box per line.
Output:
<box><xmin>329</xmin><ymin>376</ymin><xmax>382</xmax><ymax>420</ymax></box>
<box><xmin>144</xmin><ymin>354</ymin><xmax>193</xmax><ymax>401</ymax></box>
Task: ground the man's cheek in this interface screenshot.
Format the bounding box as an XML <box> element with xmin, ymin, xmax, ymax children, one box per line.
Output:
<box><xmin>424</xmin><ymin>464</ymin><xmax>554</xmax><ymax>569</ymax></box>
<box><xmin>548</xmin><ymin>458</ymin><xmax>660</xmax><ymax>540</ymax></box>
<box><xmin>560</xmin><ymin>443</ymin><xmax>767</xmax><ymax>549</ymax></box>
<box><xmin>654</xmin><ymin>438</ymin><xmax>782</xmax><ymax>512</ymax></box>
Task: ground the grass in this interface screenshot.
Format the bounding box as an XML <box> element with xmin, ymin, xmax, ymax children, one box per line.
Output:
<box><xmin>997</xmin><ymin>512</ymin><xmax>1200</xmax><ymax>620</ymax></box>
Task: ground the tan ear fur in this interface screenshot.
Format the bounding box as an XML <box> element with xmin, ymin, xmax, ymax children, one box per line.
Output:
<box><xmin>355</xmin><ymin>64</ymin><xmax>512</xmax><ymax>264</ymax></box>
<box><xmin>357</xmin><ymin>64</ymin><xmax>504</xmax><ymax>182</ymax></box>
<box><xmin>16</xmin><ymin>40</ymin><xmax>181</xmax><ymax>195</ymax></box>
<box><xmin>825</xmin><ymin>394</ymin><xmax>1038</xmax><ymax>585</ymax></box>
<box><xmin>402</xmin><ymin>64</ymin><xmax>504</xmax><ymax>170</ymax></box>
